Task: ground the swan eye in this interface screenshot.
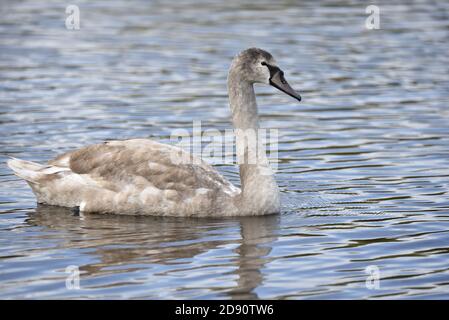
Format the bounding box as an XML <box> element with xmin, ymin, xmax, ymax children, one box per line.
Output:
<box><xmin>261</xmin><ymin>61</ymin><xmax>267</xmax><ymax>66</ymax></box>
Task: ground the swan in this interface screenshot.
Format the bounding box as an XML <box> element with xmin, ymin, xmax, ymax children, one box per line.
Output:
<box><xmin>7</xmin><ymin>48</ymin><xmax>301</xmax><ymax>217</ymax></box>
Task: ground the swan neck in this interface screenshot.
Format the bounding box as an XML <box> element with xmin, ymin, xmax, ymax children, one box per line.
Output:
<box><xmin>227</xmin><ymin>69</ymin><xmax>280</xmax><ymax>214</ymax></box>
<box><xmin>228</xmin><ymin>74</ymin><xmax>259</xmax><ymax>130</ymax></box>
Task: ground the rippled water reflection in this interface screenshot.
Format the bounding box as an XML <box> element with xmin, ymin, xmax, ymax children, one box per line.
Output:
<box><xmin>1</xmin><ymin>0</ymin><xmax>449</xmax><ymax>299</ymax></box>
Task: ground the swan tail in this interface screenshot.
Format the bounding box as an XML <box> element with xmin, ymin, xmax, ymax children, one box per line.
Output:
<box><xmin>7</xmin><ymin>157</ymin><xmax>52</xmax><ymax>184</ymax></box>
<box><xmin>8</xmin><ymin>157</ymin><xmax>84</xmax><ymax>207</ymax></box>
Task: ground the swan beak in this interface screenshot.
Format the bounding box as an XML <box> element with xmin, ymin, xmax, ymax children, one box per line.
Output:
<box><xmin>268</xmin><ymin>66</ymin><xmax>301</xmax><ymax>102</ymax></box>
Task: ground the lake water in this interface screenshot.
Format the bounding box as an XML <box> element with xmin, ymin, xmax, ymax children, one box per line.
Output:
<box><xmin>1</xmin><ymin>0</ymin><xmax>449</xmax><ymax>299</ymax></box>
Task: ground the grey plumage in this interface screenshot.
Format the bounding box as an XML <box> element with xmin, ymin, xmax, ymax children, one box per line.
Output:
<box><xmin>8</xmin><ymin>48</ymin><xmax>287</xmax><ymax>217</ymax></box>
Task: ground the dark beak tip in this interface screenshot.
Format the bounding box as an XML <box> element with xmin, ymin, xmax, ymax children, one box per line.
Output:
<box><xmin>269</xmin><ymin>72</ymin><xmax>301</xmax><ymax>102</ymax></box>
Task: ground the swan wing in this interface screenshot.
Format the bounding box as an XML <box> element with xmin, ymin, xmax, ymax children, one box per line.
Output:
<box><xmin>41</xmin><ymin>139</ymin><xmax>239</xmax><ymax>215</ymax></box>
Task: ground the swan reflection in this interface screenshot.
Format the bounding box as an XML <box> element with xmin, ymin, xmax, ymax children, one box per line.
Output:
<box><xmin>26</xmin><ymin>204</ymin><xmax>280</xmax><ymax>299</ymax></box>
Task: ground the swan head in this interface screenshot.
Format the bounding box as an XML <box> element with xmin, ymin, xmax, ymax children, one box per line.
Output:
<box><xmin>230</xmin><ymin>47</ymin><xmax>301</xmax><ymax>102</ymax></box>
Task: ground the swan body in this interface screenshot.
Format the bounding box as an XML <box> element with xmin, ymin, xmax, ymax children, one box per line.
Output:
<box><xmin>8</xmin><ymin>48</ymin><xmax>301</xmax><ymax>217</ymax></box>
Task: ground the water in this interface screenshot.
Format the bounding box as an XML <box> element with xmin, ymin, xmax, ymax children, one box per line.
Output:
<box><xmin>1</xmin><ymin>0</ymin><xmax>449</xmax><ymax>299</ymax></box>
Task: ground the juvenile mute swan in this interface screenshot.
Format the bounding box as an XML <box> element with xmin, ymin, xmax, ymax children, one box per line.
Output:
<box><xmin>8</xmin><ymin>48</ymin><xmax>301</xmax><ymax>217</ymax></box>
